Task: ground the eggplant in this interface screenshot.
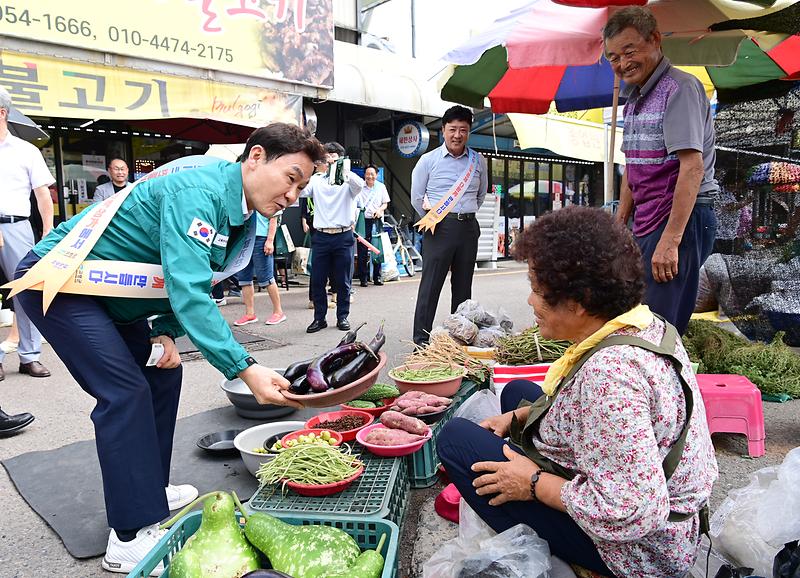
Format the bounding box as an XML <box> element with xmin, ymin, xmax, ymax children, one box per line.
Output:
<box><xmin>283</xmin><ymin>359</ymin><xmax>313</xmax><ymax>383</ymax></box>
<box><xmin>306</xmin><ymin>342</ymin><xmax>368</xmax><ymax>392</ymax></box>
<box><xmin>328</xmin><ymin>324</ymin><xmax>386</xmax><ymax>389</ymax></box>
<box><xmin>288</xmin><ymin>375</ymin><xmax>311</xmax><ymax>395</ymax></box>
<box><xmin>338</xmin><ymin>321</ymin><xmax>366</xmax><ymax>346</ymax></box>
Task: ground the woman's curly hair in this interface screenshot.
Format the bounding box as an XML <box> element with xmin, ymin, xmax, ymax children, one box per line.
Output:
<box><xmin>514</xmin><ymin>206</ymin><xmax>645</xmax><ymax>320</ymax></box>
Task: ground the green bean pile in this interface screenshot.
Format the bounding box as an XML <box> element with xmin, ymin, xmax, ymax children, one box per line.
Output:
<box><xmin>391</xmin><ymin>364</ymin><xmax>464</xmax><ymax>382</ymax></box>
<box><xmin>256</xmin><ymin>444</ymin><xmax>363</xmax><ymax>486</ymax></box>
<box><xmin>494</xmin><ymin>326</ymin><xmax>570</xmax><ymax>365</ymax></box>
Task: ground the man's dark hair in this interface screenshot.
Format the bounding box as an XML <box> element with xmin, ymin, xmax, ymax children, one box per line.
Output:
<box><xmin>441</xmin><ymin>105</ymin><xmax>473</xmax><ymax>127</ymax></box>
<box><xmin>365</xmin><ymin>164</ymin><xmax>379</xmax><ymax>173</ymax></box>
<box><xmin>324</xmin><ymin>142</ymin><xmax>346</xmax><ymax>157</ymax></box>
<box><xmin>514</xmin><ymin>206</ymin><xmax>645</xmax><ymax>320</ymax></box>
<box><xmin>602</xmin><ymin>6</ymin><xmax>659</xmax><ymax>42</ymax></box>
<box><xmin>240</xmin><ymin>123</ymin><xmax>326</xmax><ymax>164</ymax></box>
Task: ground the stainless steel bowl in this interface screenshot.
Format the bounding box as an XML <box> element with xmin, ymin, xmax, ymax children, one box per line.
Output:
<box><xmin>220</xmin><ymin>377</ymin><xmax>297</xmax><ymax>420</ymax></box>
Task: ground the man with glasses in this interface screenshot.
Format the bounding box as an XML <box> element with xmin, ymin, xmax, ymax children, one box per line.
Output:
<box><xmin>94</xmin><ymin>158</ymin><xmax>130</xmax><ymax>203</ymax></box>
<box><xmin>605</xmin><ymin>7</ymin><xmax>717</xmax><ymax>335</ymax></box>
<box><xmin>411</xmin><ymin>105</ymin><xmax>488</xmax><ymax>346</ymax></box>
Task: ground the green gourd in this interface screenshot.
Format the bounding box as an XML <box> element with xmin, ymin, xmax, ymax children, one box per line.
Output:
<box><xmin>319</xmin><ymin>533</ymin><xmax>386</xmax><ymax>578</ymax></box>
<box><xmin>244</xmin><ymin>512</ymin><xmax>361</xmax><ymax>578</ymax></box>
<box><xmin>166</xmin><ymin>492</ymin><xmax>260</xmax><ymax>578</ymax></box>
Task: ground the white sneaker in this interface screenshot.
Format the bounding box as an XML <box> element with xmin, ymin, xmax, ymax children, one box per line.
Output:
<box><xmin>165</xmin><ymin>483</ymin><xmax>198</xmax><ymax>510</ymax></box>
<box><xmin>214</xmin><ymin>298</ymin><xmax>227</xmax><ymax>307</ymax></box>
<box><xmin>102</xmin><ymin>524</ymin><xmax>166</xmax><ymax>576</ymax></box>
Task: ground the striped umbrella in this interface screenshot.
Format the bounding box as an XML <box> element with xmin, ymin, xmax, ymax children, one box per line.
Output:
<box><xmin>440</xmin><ymin>0</ymin><xmax>800</xmax><ymax>115</ymax></box>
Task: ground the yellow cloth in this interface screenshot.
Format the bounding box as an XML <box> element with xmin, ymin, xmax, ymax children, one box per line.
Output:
<box><xmin>541</xmin><ymin>304</ymin><xmax>655</xmax><ymax>396</ymax></box>
<box><xmin>690</xmin><ymin>310</ymin><xmax>728</xmax><ymax>323</ymax></box>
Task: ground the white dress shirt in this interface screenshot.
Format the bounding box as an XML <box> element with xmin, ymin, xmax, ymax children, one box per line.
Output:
<box><xmin>357</xmin><ymin>181</ymin><xmax>390</xmax><ymax>218</ymax></box>
<box><xmin>301</xmin><ymin>170</ymin><xmax>365</xmax><ymax>229</ymax></box>
<box><xmin>0</xmin><ymin>133</ymin><xmax>54</xmax><ymax>216</ymax></box>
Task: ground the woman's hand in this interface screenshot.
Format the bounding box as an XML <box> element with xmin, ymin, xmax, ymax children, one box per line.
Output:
<box><xmin>239</xmin><ymin>364</ymin><xmax>304</xmax><ymax>409</ymax></box>
<box><xmin>264</xmin><ymin>239</ymin><xmax>275</xmax><ymax>255</ymax></box>
<box><xmin>472</xmin><ymin>445</ymin><xmax>539</xmax><ymax>506</ymax></box>
<box><xmin>480</xmin><ymin>411</ymin><xmax>515</xmax><ymax>437</ymax></box>
<box><xmin>150</xmin><ymin>335</ymin><xmax>181</xmax><ymax>369</ymax></box>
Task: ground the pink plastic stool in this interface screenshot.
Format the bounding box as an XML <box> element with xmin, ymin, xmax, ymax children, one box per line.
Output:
<box><xmin>696</xmin><ymin>374</ymin><xmax>765</xmax><ymax>457</ymax></box>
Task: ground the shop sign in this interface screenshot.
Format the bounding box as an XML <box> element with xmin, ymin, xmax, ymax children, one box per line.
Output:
<box><xmin>0</xmin><ymin>0</ymin><xmax>334</xmax><ymax>88</ymax></box>
<box><xmin>395</xmin><ymin>121</ymin><xmax>429</xmax><ymax>158</ymax></box>
<box><xmin>0</xmin><ymin>50</ymin><xmax>301</xmax><ymax>127</ymax></box>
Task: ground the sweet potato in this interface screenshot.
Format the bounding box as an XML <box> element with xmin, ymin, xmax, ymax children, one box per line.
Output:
<box><xmin>380</xmin><ymin>411</ymin><xmax>428</xmax><ymax>435</ymax></box>
<box><xmin>364</xmin><ymin>428</ymin><xmax>424</xmax><ymax>446</ymax></box>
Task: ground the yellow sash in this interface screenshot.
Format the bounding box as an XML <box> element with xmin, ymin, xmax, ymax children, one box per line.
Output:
<box><xmin>5</xmin><ymin>156</ymin><xmax>253</xmax><ymax>313</ymax></box>
<box><xmin>415</xmin><ymin>148</ymin><xmax>477</xmax><ymax>234</ymax></box>
<box><xmin>541</xmin><ymin>304</ymin><xmax>655</xmax><ymax>396</ymax></box>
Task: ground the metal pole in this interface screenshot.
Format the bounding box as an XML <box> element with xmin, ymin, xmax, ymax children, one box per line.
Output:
<box><xmin>606</xmin><ymin>75</ymin><xmax>620</xmax><ymax>204</ymax></box>
<box><xmin>410</xmin><ymin>0</ymin><xmax>416</xmax><ymax>58</ymax></box>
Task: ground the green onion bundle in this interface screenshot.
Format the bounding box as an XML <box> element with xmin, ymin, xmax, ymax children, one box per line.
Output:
<box><xmin>494</xmin><ymin>326</ymin><xmax>570</xmax><ymax>365</ymax></box>
<box><xmin>256</xmin><ymin>444</ymin><xmax>363</xmax><ymax>487</ymax></box>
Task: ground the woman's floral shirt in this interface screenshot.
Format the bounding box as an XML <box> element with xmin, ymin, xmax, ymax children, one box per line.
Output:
<box><xmin>534</xmin><ymin>318</ymin><xmax>718</xmax><ymax>577</ymax></box>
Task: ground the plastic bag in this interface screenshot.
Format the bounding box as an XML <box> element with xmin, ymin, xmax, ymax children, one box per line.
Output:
<box><xmin>424</xmin><ymin>499</ymin><xmax>551</xmax><ymax>578</ymax></box>
<box><xmin>476</xmin><ymin>327</ymin><xmax>507</xmax><ymax>348</ymax></box>
<box><xmin>456</xmin><ymin>299</ymin><xmax>497</xmax><ymax>328</ymax></box>
<box><xmin>453</xmin><ymin>390</ymin><xmax>502</xmax><ymax>425</ymax></box>
<box><xmin>773</xmin><ymin>541</ymin><xmax>800</xmax><ymax>578</ymax></box>
<box><xmin>444</xmin><ymin>314</ymin><xmax>479</xmax><ymax>345</ymax></box>
<box><xmin>711</xmin><ymin>447</ymin><xmax>800</xmax><ymax>577</ymax></box>
<box><xmin>496</xmin><ymin>308</ymin><xmax>513</xmax><ymax>333</ymax></box>
<box><xmin>456</xmin><ymin>525</ymin><xmax>552</xmax><ymax>578</ymax></box>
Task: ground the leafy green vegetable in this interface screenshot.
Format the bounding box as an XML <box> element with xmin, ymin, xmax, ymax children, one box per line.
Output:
<box><xmin>359</xmin><ymin>383</ymin><xmax>400</xmax><ymax>401</ymax></box>
<box><xmin>494</xmin><ymin>326</ymin><xmax>570</xmax><ymax>365</ymax></box>
<box><xmin>684</xmin><ymin>320</ymin><xmax>800</xmax><ymax>397</ymax></box>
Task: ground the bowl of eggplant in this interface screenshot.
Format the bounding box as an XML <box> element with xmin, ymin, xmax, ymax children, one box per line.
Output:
<box><xmin>282</xmin><ymin>322</ymin><xmax>388</xmax><ymax>408</ymax></box>
<box><xmin>220</xmin><ymin>377</ymin><xmax>298</xmax><ymax>420</ymax></box>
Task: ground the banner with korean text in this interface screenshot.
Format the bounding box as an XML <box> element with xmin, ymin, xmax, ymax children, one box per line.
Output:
<box><xmin>0</xmin><ymin>50</ymin><xmax>301</xmax><ymax>127</ymax></box>
<box><xmin>0</xmin><ymin>0</ymin><xmax>333</xmax><ymax>87</ymax></box>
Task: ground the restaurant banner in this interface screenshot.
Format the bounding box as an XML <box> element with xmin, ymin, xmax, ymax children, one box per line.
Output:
<box><xmin>0</xmin><ymin>50</ymin><xmax>301</xmax><ymax>126</ymax></box>
<box><xmin>0</xmin><ymin>0</ymin><xmax>333</xmax><ymax>87</ymax></box>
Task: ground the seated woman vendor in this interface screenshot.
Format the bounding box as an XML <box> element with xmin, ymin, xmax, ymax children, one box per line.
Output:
<box><xmin>438</xmin><ymin>206</ymin><xmax>718</xmax><ymax>578</ymax></box>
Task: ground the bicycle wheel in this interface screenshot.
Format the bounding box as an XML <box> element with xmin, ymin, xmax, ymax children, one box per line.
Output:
<box><xmin>399</xmin><ymin>245</ymin><xmax>415</xmax><ymax>277</ymax></box>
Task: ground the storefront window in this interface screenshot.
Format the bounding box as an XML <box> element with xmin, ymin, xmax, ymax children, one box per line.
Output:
<box><xmin>60</xmin><ymin>133</ymin><xmax>128</xmax><ymax>218</ymax></box>
<box><xmin>132</xmin><ymin>137</ymin><xmax>208</xmax><ymax>178</ymax></box>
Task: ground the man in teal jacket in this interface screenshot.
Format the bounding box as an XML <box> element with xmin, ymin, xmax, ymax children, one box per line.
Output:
<box><xmin>14</xmin><ymin>123</ymin><xmax>325</xmax><ymax>575</ymax></box>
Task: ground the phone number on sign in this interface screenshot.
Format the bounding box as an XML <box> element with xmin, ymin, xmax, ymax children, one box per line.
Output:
<box><xmin>0</xmin><ymin>6</ymin><xmax>94</xmax><ymax>37</ymax></box>
<box><xmin>108</xmin><ymin>27</ymin><xmax>234</xmax><ymax>62</ymax></box>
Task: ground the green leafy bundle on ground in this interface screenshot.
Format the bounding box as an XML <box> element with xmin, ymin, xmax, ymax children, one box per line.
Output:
<box><xmin>494</xmin><ymin>326</ymin><xmax>570</xmax><ymax>365</ymax></box>
<box><xmin>684</xmin><ymin>320</ymin><xmax>800</xmax><ymax>397</ymax></box>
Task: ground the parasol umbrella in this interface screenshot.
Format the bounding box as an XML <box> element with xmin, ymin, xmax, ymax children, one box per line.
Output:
<box><xmin>7</xmin><ymin>107</ymin><xmax>49</xmax><ymax>141</ymax></box>
<box><xmin>440</xmin><ymin>0</ymin><xmax>800</xmax><ymax>115</ymax></box>
<box><xmin>748</xmin><ymin>161</ymin><xmax>800</xmax><ymax>186</ymax></box>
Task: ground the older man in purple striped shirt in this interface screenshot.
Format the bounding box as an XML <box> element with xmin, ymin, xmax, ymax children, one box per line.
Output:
<box><xmin>605</xmin><ymin>7</ymin><xmax>718</xmax><ymax>335</ymax></box>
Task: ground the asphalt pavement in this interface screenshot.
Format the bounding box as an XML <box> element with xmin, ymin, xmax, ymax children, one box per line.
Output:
<box><xmin>0</xmin><ymin>262</ymin><xmax>797</xmax><ymax>577</ymax></box>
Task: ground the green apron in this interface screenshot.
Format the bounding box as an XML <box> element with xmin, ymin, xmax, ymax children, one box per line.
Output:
<box><xmin>509</xmin><ymin>318</ymin><xmax>709</xmax><ymax>530</ymax></box>
<box><xmin>371</xmin><ymin>220</ymin><xmax>385</xmax><ymax>266</ymax></box>
<box><xmin>355</xmin><ymin>208</ymin><xmax>367</xmax><ymax>237</ymax></box>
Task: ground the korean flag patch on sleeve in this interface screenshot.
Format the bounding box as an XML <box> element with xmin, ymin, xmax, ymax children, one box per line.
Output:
<box><xmin>187</xmin><ymin>218</ymin><xmax>216</xmax><ymax>247</ymax></box>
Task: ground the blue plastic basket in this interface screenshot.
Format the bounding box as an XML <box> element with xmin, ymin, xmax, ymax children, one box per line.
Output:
<box><xmin>406</xmin><ymin>379</ymin><xmax>486</xmax><ymax>488</ymax></box>
<box><xmin>127</xmin><ymin>511</ymin><xmax>399</xmax><ymax>578</ymax></box>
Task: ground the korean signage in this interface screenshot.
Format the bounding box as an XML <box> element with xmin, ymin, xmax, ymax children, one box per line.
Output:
<box><xmin>0</xmin><ymin>50</ymin><xmax>301</xmax><ymax>126</ymax></box>
<box><xmin>395</xmin><ymin>121</ymin><xmax>430</xmax><ymax>158</ymax></box>
<box><xmin>0</xmin><ymin>0</ymin><xmax>333</xmax><ymax>88</ymax></box>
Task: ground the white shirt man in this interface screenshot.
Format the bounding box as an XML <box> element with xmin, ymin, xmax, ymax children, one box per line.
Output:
<box><xmin>0</xmin><ymin>88</ymin><xmax>54</xmax><ymax>379</ymax></box>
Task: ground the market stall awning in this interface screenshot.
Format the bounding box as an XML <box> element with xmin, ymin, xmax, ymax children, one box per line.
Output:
<box><xmin>507</xmin><ymin>113</ymin><xmax>625</xmax><ymax>164</ymax></box>
<box><xmin>0</xmin><ymin>50</ymin><xmax>301</xmax><ymax>136</ymax></box>
<box><xmin>328</xmin><ymin>41</ymin><xmax>451</xmax><ymax>118</ymax></box>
